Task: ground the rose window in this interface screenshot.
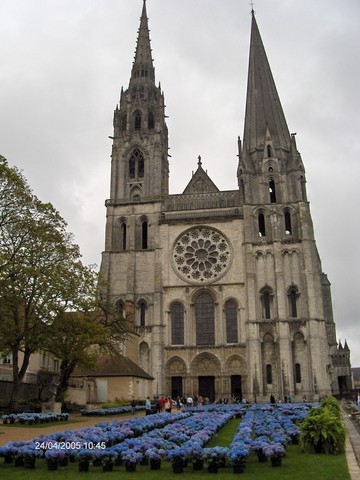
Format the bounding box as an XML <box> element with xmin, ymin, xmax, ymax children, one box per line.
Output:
<box><xmin>172</xmin><ymin>227</ymin><xmax>232</xmax><ymax>283</ymax></box>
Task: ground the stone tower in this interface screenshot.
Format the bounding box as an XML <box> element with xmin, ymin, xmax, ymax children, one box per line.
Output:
<box><xmin>100</xmin><ymin>3</ymin><xmax>352</xmax><ymax>401</ymax></box>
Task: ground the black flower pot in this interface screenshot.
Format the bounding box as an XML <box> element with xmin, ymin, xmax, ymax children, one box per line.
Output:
<box><xmin>23</xmin><ymin>458</ymin><xmax>36</xmax><ymax>469</ymax></box>
<box><xmin>78</xmin><ymin>460</ymin><xmax>89</xmax><ymax>472</ymax></box>
<box><xmin>172</xmin><ymin>462</ymin><xmax>184</xmax><ymax>473</ymax></box>
<box><xmin>125</xmin><ymin>462</ymin><xmax>137</xmax><ymax>472</ymax></box>
<box><xmin>150</xmin><ymin>459</ymin><xmax>161</xmax><ymax>470</ymax></box>
<box><xmin>192</xmin><ymin>459</ymin><xmax>204</xmax><ymax>471</ymax></box>
<box><xmin>47</xmin><ymin>460</ymin><xmax>58</xmax><ymax>471</ymax></box>
<box><xmin>270</xmin><ymin>456</ymin><xmax>282</xmax><ymax>467</ymax></box>
<box><xmin>207</xmin><ymin>461</ymin><xmax>219</xmax><ymax>473</ymax></box>
<box><xmin>102</xmin><ymin>462</ymin><xmax>114</xmax><ymax>472</ymax></box>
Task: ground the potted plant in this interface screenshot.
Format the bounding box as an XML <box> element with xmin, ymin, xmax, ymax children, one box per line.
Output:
<box><xmin>166</xmin><ymin>446</ymin><xmax>191</xmax><ymax>474</ymax></box>
<box><xmin>121</xmin><ymin>448</ymin><xmax>142</xmax><ymax>472</ymax></box>
<box><xmin>263</xmin><ymin>442</ymin><xmax>286</xmax><ymax>467</ymax></box>
<box><xmin>76</xmin><ymin>449</ymin><xmax>94</xmax><ymax>472</ymax></box>
<box><xmin>145</xmin><ymin>448</ymin><xmax>164</xmax><ymax>470</ymax></box>
<box><xmin>227</xmin><ymin>443</ymin><xmax>250</xmax><ymax>473</ymax></box>
<box><xmin>201</xmin><ymin>447</ymin><xmax>229</xmax><ymax>473</ymax></box>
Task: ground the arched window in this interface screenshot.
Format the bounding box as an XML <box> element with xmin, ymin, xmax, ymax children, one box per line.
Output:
<box><xmin>225</xmin><ymin>300</ymin><xmax>238</xmax><ymax>343</ymax></box>
<box><xmin>171</xmin><ymin>302</ymin><xmax>184</xmax><ymax>345</ymax></box>
<box><xmin>129</xmin><ymin>148</ymin><xmax>145</xmax><ymax>179</ymax></box>
<box><xmin>288</xmin><ymin>287</ymin><xmax>298</xmax><ymax>318</ymax></box>
<box><xmin>284</xmin><ymin>211</ymin><xmax>292</xmax><ymax>235</ymax></box>
<box><xmin>260</xmin><ymin>287</ymin><xmax>273</xmax><ymax>320</ymax></box>
<box><xmin>267</xmin><ymin>145</ymin><xmax>272</xmax><ymax>158</ymax></box>
<box><xmin>148</xmin><ymin>111</ymin><xmax>155</xmax><ymax>130</ymax></box>
<box><xmin>129</xmin><ymin>156</ymin><xmax>135</xmax><ymax>178</ymax></box>
<box><xmin>134</xmin><ymin>111</ymin><xmax>141</xmax><ymax>131</ymax></box>
<box><xmin>266</xmin><ymin>364</ymin><xmax>272</xmax><ymax>384</ymax></box>
<box><xmin>141</xmin><ymin>221</ymin><xmax>148</xmax><ymax>249</ymax></box>
<box><xmin>116</xmin><ymin>300</ymin><xmax>125</xmax><ymax>320</ymax></box>
<box><xmin>121</xmin><ymin>113</ymin><xmax>127</xmax><ymax>133</ymax></box>
<box><xmin>258</xmin><ymin>213</ymin><xmax>266</xmax><ymax>237</ymax></box>
<box><xmin>139</xmin><ymin>301</ymin><xmax>146</xmax><ymax>327</ymax></box>
<box><xmin>295</xmin><ymin>363</ymin><xmax>301</xmax><ymax>383</ymax></box>
<box><xmin>269</xmin><ymin>179</ymin><xmax>276</xmax><ymax>203</ymax></box>
<box><xmin>195</xmin><ymin>293</ymin><xmax>215</xmax><ymax>346</ymax></box>
<box><xmin>120</xmin><ymin>223</ymin><xmax>127</xmax><ymax>251</ymax></box>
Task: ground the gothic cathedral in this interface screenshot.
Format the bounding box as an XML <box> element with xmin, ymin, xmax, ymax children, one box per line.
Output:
<box><xmin>100</xmin><ymin>1</ymin><xmax>352</xmax><ymax>402</ymax></box>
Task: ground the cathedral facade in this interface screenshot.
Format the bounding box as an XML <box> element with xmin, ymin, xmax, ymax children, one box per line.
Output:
<box><xmin>100</xmin><ymin>2</ymin><xmax>351</xmax><ymax>402</ymax></box>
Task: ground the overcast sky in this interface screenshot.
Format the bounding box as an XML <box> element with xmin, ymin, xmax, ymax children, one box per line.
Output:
<box><xmin>1</xmin><ymin>0</ymin><xmax>359</xmax><ymax>367</ymax></box>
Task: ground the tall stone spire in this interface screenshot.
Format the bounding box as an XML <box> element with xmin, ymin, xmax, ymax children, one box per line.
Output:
<box><xmin>130</xmin><ymin>0</ymin><xmax>155</xmax><ymax>85</ymax></box>
<box><xmin>243</xmin><ymin>11</ymin><xmax>290</xmax><ymax>154</ymax></box>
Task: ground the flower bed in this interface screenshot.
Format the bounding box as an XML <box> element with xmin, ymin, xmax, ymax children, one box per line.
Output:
<box><xmin>80</xmin><ymin>405</ymin><xmax>145</xmax><ymax>416</ymax></box>
<box><xmin>2</xmin><ymin>412</ymin><xmax>69</xmax><ymax>425</ymax></box>
<box><xmin>0</xmin><ymin>403</ymin><xmax>316</xmax><ymax>473</ymax></box>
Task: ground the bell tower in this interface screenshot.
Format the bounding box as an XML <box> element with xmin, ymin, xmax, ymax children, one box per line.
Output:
<box><xmin>110</xmin><ymin>0</ymin><xmax>169</xmax><ymax>203</ymax></box>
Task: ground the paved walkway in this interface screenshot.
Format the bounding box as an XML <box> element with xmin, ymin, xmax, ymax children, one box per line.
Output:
<box><xmin>342</xmin><ymin>411</ymin><xmax>360</xmax><ymax>479</ymax></box>
<box><xmin>1</xmin><ymin>409</ymin><xmax>360</xmax><ymax>478</ymax></box>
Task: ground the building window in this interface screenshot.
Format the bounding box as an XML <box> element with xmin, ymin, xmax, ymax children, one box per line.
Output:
<box><xmin>195</xmin><ymin>293</ymin><xmax>215</xmax><ymax>346</ymax></box>
<box><xmin>148</xmin><ymin>111</ymin><xmax>155</xmax><ymax>129</ymax></box>
<box><xmin>267</xmin><ymin>145</ymin><xmax>272</xmax><ymax>158</ymax></box>
<box><xmin>134</xmin><ymin>111</ymin><xmax>141</xmax><ymax>131</ymax></box>
<box><xmin>129</xmin><ymin>148</ymin><xmax>145</xmax><ymax>180</ymax></box>
<box><xmin>141</xmin><ymin>221</ymin><xmax>148</xmax><ymax>249</ymax></box>
<box><xmin>284</xmin><ymin>211</ymin><xmax>292</xmax><ymax>235</ymax></box>
<box><xmin>269</xmin><ymin>179</ymin><xmax>276</xmax><ymax>203</ymax></box>
<box><xmin>121</xmin><ymin>113</ymin><xmax>127</xmax><ymax>132</ymax></box>
<box><xmin>139</xmin><ymin>302</ymin><xmax>146</xmax><ymax>327</ymax></box>
<box><xmin>260</xmin><ymin>287</ymin><xmax>273</xmax><ymax>320</ymax></box>
<box><xmin>171</xmin><ymin>302</ymin><xmax>184</xmax><ymax>345</ymax></box>
<box><xmin>266</xmin><ymin>364</ymin><xmax>272</xmax><ymax>384</ymax></box>
<box><xmin>120</xmin><ymin>223</ymin><xmax>127</xmax><ymax>251</ymax></box>
<box><xmin>1</xmin><ymin>355</ymin><xmax>12</xmax><ymax>365</ymax></box>
<box><xmin>288</xmin><ymin>287</ymin><xmax>298</xmax><ymax>318</ymax></box>
<box><xmin>225</xmin><ymin>300</ymin><xmax>238</xmax><ymax>343</ymax></box>
<box><xmin>258</xmin><ymin>213</ymin><xmax>266</xmax><ymax>237</ymax></box>
<box><xmin>295</xmin><ymin>363</ymin><xmax>301</xmax><ymax>383</ymax></box>
<box><xmin>116</xmin><ymin>300</ymin><xmax>125</xmax><ymax>320</ymax></box>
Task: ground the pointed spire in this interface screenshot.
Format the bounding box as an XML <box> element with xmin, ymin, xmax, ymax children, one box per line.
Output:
<box><xmin>243</xmin><ymin>11</ymin><xmax>290</xmax><ymax>153</ymax></box>
<box><xmin>130</xmin><ymin>0</ymin><xmax>155</xmax><ymax>84</ymax></box>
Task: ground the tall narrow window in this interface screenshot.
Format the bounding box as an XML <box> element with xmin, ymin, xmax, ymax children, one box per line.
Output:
<box><xmin>266</xmin><ymin>364</ymin><xmax>272</xmax><ymax>384</ymax></box>
<box><xmin>295</xmin><ymin>363</ymin><xmax>301</xmax><ymax>383</ymax></box>
<box><xmin>139</xmin><ymin>302</ymin><xmax>146</xmax><ymax>327</ymax></box>
<box><xmin>148</xmin><ymin>111</ymin><xmax>155</xmax><ymax>129</ymax></box>
<box><xmin>129</xmin><ymin>149</ymin><xmax>145</xmax><ymax>179</ymax></box>
<box><xmin>258</xmin><ymin>213</ymin><xmax>266</xmax><ymax>237</ymax></box>
<box><xmin>269</xmin><ymin>179</ymin><xmax>276</xmax><ymax>203</ymax></box>
<box><xmin>267</xmin><ymin>145</ymin><xmax>272</xmax><ymax>158</ymax></box>
<box><xmin>260</xmin><ymin>288</ymin><xmax>272</xmax><ymax>320</ymax></box>
<box><xmin>195</xmin><ymin>293</ymin><xmax>215</xmax><ymax>345</ymax></box>
<box><xmin>116</xmin><ymin>300</ymin><xmax>125</xmax><ymax>320</ymax></box>
<box><xmin>225</xmin><ymin>300</ymin><xmax>238</xmax><ymax>343</ymax></box>
<box><xmin>285</xmin><ymin>211</ymin><xmax>292</xmax><ymax>235</ymax></box>
<box><xmin>134</xmin><ymin>111</ymin><xmax>141</xmax><ymax>131</ymax></box>
<box><xmin>171</xmin><ymin>302</ymin><xmax>184</xmax><ymax>345</ymax></box>
<box><xmin>141</xmin><ymin>221</ymin><xmax>148</xmax><ymax>249</ymax></box>
<box><xmin>121</xmin><ymin>114</ymin><xmax>127</xmax><ymax>132</ymax></box>
<box><xmin>129</xmin><ymin>157</ymin><xmax>135</xmax><ymax>178</ymax></box>
<box><xmin>288</xmin><ymin>288</ymin><xmax>298</xmax><ymax>318</ymax></box>
<box><xmin>120</xmin><ymin>223</ymin><xmax>127</xmax><ymax>251</ymax></box>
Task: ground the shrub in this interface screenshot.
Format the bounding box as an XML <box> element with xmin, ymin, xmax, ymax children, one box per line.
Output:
<box><xmin>300</xmin><ymin>400</ymin><xmax>346</xmax><ymax>454</ymax></box>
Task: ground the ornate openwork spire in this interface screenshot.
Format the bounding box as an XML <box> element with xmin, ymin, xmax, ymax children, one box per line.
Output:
<box><xmin>243</xmin><ymin>11</ymin><xmax>290</xmax><ymax>153</ymax></box>
<box><xmin>130</xmin><ymin>0</ymin><xmax>155</xmax><ymax>85</ymax></box>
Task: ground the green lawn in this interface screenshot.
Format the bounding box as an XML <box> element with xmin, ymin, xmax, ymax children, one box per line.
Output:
<box><xmin>0</xmin><ymin>416</ymin><xmax>351</xmax><ymax>479</ymax></box>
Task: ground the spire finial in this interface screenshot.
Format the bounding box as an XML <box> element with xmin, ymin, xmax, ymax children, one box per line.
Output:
<box><xmin>198</xmin><ymin>155</ymin><xmax>202</xmax><ymax>167</ymax></box>
<box><xmin>250</xmin><ymin>1</ymin><xmax>255</xmax><ymax>15</ymax></box>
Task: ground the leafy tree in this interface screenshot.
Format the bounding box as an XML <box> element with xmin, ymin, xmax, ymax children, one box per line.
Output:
<box><xmin>45</xmin><ymin>306</ymin><xmax>126</xmax><ymax>403</ymax></box>
<box><xmin>0</xmin><ymin>156</ymin><xmax>102</xmax><ymax>408</ymax></box>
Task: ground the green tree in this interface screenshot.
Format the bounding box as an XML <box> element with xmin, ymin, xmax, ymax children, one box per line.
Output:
<box><xmin>0</xmin><ymin>156</ymin><xmax>101</xmax><ymax>408</ymax></box>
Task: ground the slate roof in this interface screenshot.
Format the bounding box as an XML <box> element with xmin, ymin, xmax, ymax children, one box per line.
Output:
<box><xmin>72</xmin><ymin>355</ymin><xmax>153</xmax><ymax>380</ymax></box>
